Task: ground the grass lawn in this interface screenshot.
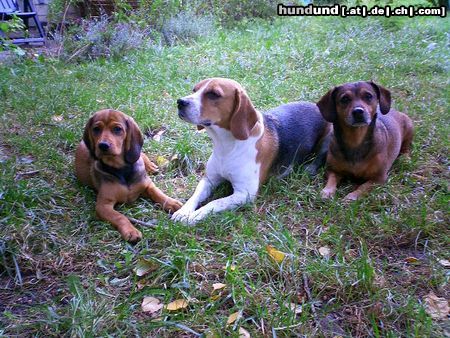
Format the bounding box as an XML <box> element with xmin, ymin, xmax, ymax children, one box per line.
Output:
<box><xmin>0</xmin><ymin>15</ymin><xmax>449</xmax><ymax>337</ymax></box>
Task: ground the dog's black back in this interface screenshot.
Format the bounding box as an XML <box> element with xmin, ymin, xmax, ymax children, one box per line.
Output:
<box><xmin>264</xmin><ymin>101</ymin><xmax>330</xmax><ymax>176</ymax></box>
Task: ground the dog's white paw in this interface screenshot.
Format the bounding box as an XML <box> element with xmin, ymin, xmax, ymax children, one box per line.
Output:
<box><xmin>184</xmin><ymin>208</ymin><xmax>211</xmax><ymax>225</ymax></box>
<box><xmin>171</xmin><ymin>206</ymin><xmax>194</xmax><ymax>223</ymax></box>
<box><xmin>321</xmin><ymin>188</ymin><xmax>335</xmax><ymax>199</ymax></box>
<box><xmin>343</xmin><ymin>192</ymin><xmax>359</xmax><ymax>202</ymax></box>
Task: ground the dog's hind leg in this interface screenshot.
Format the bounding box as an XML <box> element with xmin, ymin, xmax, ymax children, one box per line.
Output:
<box><xmin>305</xmin><ymin>133</ymin><xmax>331</xmax><ymax>176</ymax></box>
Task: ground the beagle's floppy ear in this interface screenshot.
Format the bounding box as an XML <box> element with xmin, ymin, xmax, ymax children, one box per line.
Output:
<box><xmin>82</xmin><ymin>116</ymin><xmax>96</xmax><ymax>158</ymax></box>
<box><xmin>317</xmin><ymin>87</ymin><xmax>338</xmax><ymax>123</ymax></box>
<box><xmin>369</xmin><ymin>81</ymin><xmax>391</xmax><ymax>115</ymax></box>
<box><xmin>124</xmin><ymin>117</ymin><xmax>143</xmax><ymax>164</ymax></box>
<box><xmin>230</xmin><ymin>88</ymin><xmax>258</xmax><ymax>140</ymax></box>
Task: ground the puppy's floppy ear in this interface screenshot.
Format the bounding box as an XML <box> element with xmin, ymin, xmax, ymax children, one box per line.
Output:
<box><xmin>124</xmin><ymin>116</ymin><xmax>143</xmax><ymax>164</ymax></box>
<box><xmin>82</xmin><ymin>116</ymin><xmax>96</xmax><ymax>158</ymax></box>
<box><xmin>230</xmin><ymin>88</ymin><xmax>258</xmax><ymax>140</ymax></box>
<box><xmin>196</xmin><ymin>125</ymin><xmax>205</xmax><ymax>131</ymax></box>
<box><xmin>369</xmin><ymin>81</ymin><xmax>391</xmax><ymax>115</ymax></box>
<box><xmin>317</xmin><ymin>87</ymin><xmax>338</xmax><ymax>123</ymax></box>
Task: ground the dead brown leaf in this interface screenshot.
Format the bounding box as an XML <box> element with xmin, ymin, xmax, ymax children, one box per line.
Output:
<box><xmin>165</xmin><ymin>299</ymin><xmax>189</xmax><ymax>311</ymax></box>
<box><xmin>141</xmin><ymin>296</ymin><xmax>163</xmax><ymax>313</ymax></box>
<box><xmin>239</xmin><ymin>327</ymin><xmax>251</xmax><ymax>337</ymax></box>
<box><xmin>423</xmin><ymin>292</ymin><xmax>449</xmax><ymax>320</ymax></box>
<box><xmin>319</xmin><ymin>246</ymin><xmax>331</xmax><ymax>258</ymax></box>
<box><xmin>227</xmin><ymin>311</ymin><xmax>241</xmax><ymax>325</ymax></box>
<box><xmin>212</xmin><ymin>283</ymin><xmax>226</xmax><ymax>290</ymax></box>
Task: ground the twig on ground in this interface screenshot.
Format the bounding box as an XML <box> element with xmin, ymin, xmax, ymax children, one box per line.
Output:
<box><xmin>127</xmin><ymin>216</ymin><xmax>157</xmax><ymax>228</ymax></box>
<box><xmin>303</xmin><ymin>273</ymin><xmax>320</xmax><ymax>327</ymax></box>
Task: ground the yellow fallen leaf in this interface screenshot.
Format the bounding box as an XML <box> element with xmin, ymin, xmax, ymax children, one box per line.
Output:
<box><xmin>165</xmin><ymin>299</ymin><xmax>189</xmax><ymax>311</ymax></box>
<box><xmin>318</xmin><ymin>246</ymin><xmax>331</xmax><ymax>258</ymax></box>
<box><xmin>141</xmin><ymin>296</ymin><xmax>163</xmax><ymax>313</ymax></box>
<box><xmin>266</xmin><ymin>245</ymin><xmax>285</xmax><ymax>263</ymax></box>
<box><xmin>227</xmin><ymin>311</ymin><xmax>241</xmax><ymax>325</ymax></box>
<box><xmin>222</xmin><ymin>264</ymin><xmax>236</xmax><ymax>271</ymax></box>
<box><xmin>423</xmin><ymin>292</ymin><xmax>449</xmax><ymax>320</ymax></box>
<box><xmin>405</xmin><ymin>257</ymin><xmax>420</xmax><ymax>264</ymax></box>
<box><xmin>239</xmin><ymin>327</ymin><xmax>251</xmax><ymax>338</ymax></box>
<box><xmin>134</xmin><ymin>258</ymin><xmax>158</xmax><ymax>277</ymax></box>
<box><xmin>155</xmin><ymin>155</ymin><xmax>169</xmax><ymax>167</ymax></box>
<box><xmin>210</xmin><ymin>294</ymin><xmax>221</xmax><ymax>301</ymax></box>
<box><xmin>213</xmin><ymin>283</ymin><xmax>226</xmax><ymax>290</ymax></box>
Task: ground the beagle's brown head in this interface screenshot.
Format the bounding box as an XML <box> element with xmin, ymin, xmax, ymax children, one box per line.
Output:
<box><xmin>83</xmin><ymin>109</ymin><xmax>143</xmax><ymax>167</ymax></box>
<box><xmin>176</xmin><ymin>78</ymin><xmax>259</xmax><ymax>140</ymax></box>
<box><xmin>317</xmin><ymin>81</ymin><xmax>391</xmax><ymax>127</ymax></box>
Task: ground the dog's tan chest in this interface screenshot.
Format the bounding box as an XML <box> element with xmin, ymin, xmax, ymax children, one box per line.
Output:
<box><xmin>328</xmin><ymin>152</ymin><xmax>385</xmax><ymax>181</ymax></box>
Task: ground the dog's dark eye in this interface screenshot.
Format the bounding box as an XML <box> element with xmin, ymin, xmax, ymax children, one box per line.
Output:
<box><xmin>364</xmin><ymin>93</ymin><xmax>373</xmax><ymax>101</ymax></box>
<box><xmin>92</xmin><ymin>126</ymin><xmax>101</xmax><ymax>134</ymax></box>
<box><xmin>340</xmin><ymin>96</ymin><xmax>351</xmax><ymax>104</ymax></box>
<box><xmin>205</xmin><ymin>91</ymin><xmax>221</xmax><ymax>100</ymax></box>
<box><xmin>112</xmin><ymin>126</ymin><xmax>122</xmax><ymax>134</ymax></box>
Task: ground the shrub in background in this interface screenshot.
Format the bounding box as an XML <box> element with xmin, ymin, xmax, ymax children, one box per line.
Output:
<box><xmin>161</xmin><ymin>11</ymin><xmax>216</xmax><ymax>45</ymax></box>
<box><xmin>54</xmin><ymin>15</ymin><xmax>148</xmax><ymax>61</ymax></box>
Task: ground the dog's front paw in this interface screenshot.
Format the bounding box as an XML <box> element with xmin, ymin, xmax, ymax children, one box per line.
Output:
<box><xmin>146</xmin><ymin>161</ymin><xmax>159</xmax><ymax>175</ymax></box>
<box><xmin>321</xmin><ymin>188</ymin><xmax>335</xmax><ymax>199</ymax></box>
<box><xmin>163</xmin><ymin>198</ymin><xmax>183</xmax><ymax>213</ymax></box>
<box><xmin>120</xmin><ymin>226</ymin><xmax>143</xmax><ymax>243</ymax></box>
<box><xmin>184</xmin><ymin>208</ymin><xmax>211</xmax><ymax>225</ymax></box>
<box><xmin>343</xmin><ymin>191</ymin><xmax>360</xmax><ymax>202</ymax></box>
<box><xmin>171</xmin><ymin>206</ymin><xmax>193</xmax><ymax>223</ymax></box>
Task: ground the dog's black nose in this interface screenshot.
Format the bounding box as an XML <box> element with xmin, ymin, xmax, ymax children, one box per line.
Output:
<box><xmin>98</xmin><ymin>142</ymin><xmax>110</xmax><ymax>151</ymax></box>
<box><xmin>177</xmin><ymin>98</ymin><xmax>189</xmax><ymax>109</ymax></box>
<box><xmin>352</xmin><ymin>107</ymin><xmax>365</xmax><ymax>116</ymax></box>
<box><xmin>352</xmin><ymin>107</ymin><xmax>366</xmax><ymax>123</ymax></box>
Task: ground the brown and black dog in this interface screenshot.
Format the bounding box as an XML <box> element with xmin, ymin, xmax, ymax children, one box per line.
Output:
<box><xmin>317</xmin><ymin>81</ymin><xmax>414</xmax><ymax>201</ymax></box>
<box><xmin>75</xmin><ymin>109</ymin><xmax>182</xmax><ymax>242</ymax></box>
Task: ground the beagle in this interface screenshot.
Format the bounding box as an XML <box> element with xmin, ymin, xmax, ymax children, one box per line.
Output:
<box><xmin>171</xmin><ymin>78</ymin><xmax>330</xmax><ymax>224</ymax></box>
<box><xmin>317</xmin><ymin>81</ymin><xmax>414</xmax><ymax>201</ymax></box>
<box><xmin>75</xmin><ymin>109</ymin><xmax>182</xmax><ymax>242</ymax></box>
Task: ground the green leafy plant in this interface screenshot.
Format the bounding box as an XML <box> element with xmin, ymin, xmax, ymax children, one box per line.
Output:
<box><xmin>0</xmin><ymin>16</ymin><xmax>25</xmax><ymax>55</ymax></box>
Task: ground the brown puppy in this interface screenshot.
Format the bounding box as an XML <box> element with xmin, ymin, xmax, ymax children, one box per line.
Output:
<box><xmin>317</xmin><ymin>81</ymin><xmax>413</xmax><ymax>201</ymax></box>
<box><xmin>75</xmin><ymin>109</ymin><xmax>182</xmax><ymax>242</ymax></box>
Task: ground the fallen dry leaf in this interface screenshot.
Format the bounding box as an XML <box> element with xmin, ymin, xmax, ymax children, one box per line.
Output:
<box><xmin>222</xmin><ymin>264</ymin><xmax>236</xmax><ymax>271</ymax></box>
<box><xmin>287</xmin><ymin>302</ymin><xmax>303</xmax><ymax>314</ymax></box>
<box><xmin>319</xmin><ymin>246</ymin><xmax>331</xmax><ymax>258</ymax></box>
<box><xmin>227</xmin><ymin>311</ymin><xmax>241</xmax><ymax>325</ymax></box>
<box><xmin>155</xmin><ymin>155</ymin><xmax>169</xmax><ymax>167</ymax></box>
<box><xmin>152</xmin><ymin>129</ymin><xmax>166</xmax><ymax>142</ymax></box>
<box><xmin>438</xmin><ymin>259</ymin><xmax>450</xmax><ymax>268</ymax></box>
<box><xmin>213</xmin><ymin>283</ymin><xmax>226</xmax><ymax>290</ymax></box>
<box><xmin>210</xmin><ymin>294</ymin><xmax>221</xmax><ymax>301</ymax></box>
<box><xmin>134</xmin><ymin>258</ymin><xmax>158</xmax><ymax>277</ymax></box>
<box><xmin>404</xmin><ymin>257</ymin><xmax>420</xmax><ymax>264</ymax></box>
<box><xmin>239</xmin><ymin>327</ymin><xmax>251</xmax><ymax>338</ymax></box>
<box><xmin>52</xmin><ymin>115</ymin><xmax>64</xmax><ymax>122</ymax></box>
<box><xmin>141</xmin><ymin>296</ymin><xmax>163</xmax><ymax>313</ymax></box>
<box><xmin>266</xmin><ymin>245</ymin><xmax>285</xmax><ymax>263</ymax></box>
<box><xmin>165</xmin><ymin>299</ymin><xmax>189</xmax><ymax>311</ymax></box>
<box><xmin>423</xmin><ymin>292</ymin><xmax>449</xmax><ymax>320</ymax></box>
<box><xmin>137</xmin><ymin>280</ymin><xmax>147</xmax><ymax>290</ymax></box>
